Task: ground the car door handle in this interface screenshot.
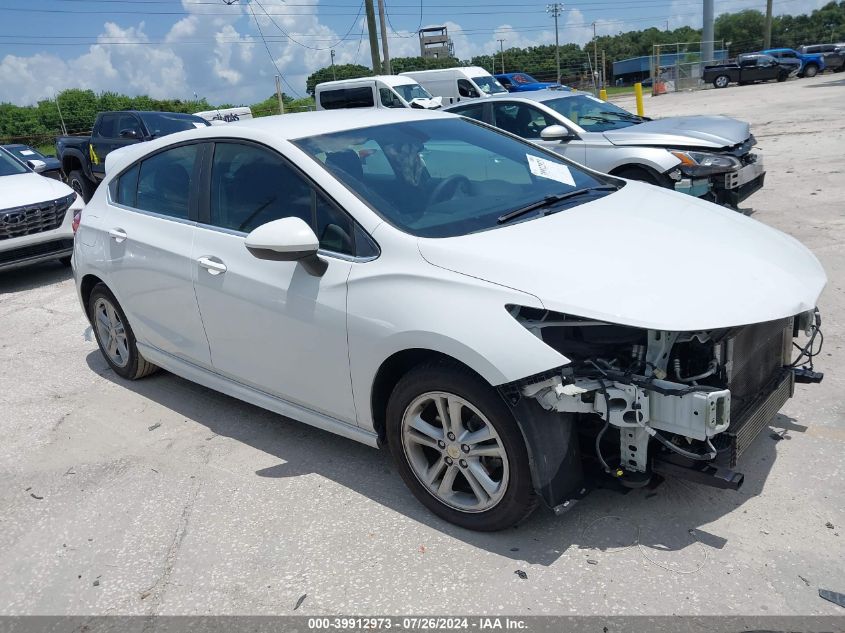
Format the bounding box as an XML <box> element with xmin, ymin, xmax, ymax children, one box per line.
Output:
<box><xmin>108</xmin><ymin>228</ymin><xmax>127</xmax><ymax>243</ymax></box>
<box><xmin>197</xmin><ymin>256</ymin><xmax>227</xmax><ymax>275</ymax></box>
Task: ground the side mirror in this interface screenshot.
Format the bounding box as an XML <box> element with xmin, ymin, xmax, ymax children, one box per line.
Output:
<box><xmin>27</xmin><ymin>159</ymin><xmax>47</xmax><ymax>173</ymax></box>
<box><xmin>540</xmin><ymin>125</ymin><xmax>575</xmax><ymax>141</ymax></box>
<box><xmin>119</xmin><ymin>128</ymin><xmax>140</xmax><ymax>139</ymax></box>
<box><xmin>244</xmin><ymin>217</ymin><xmax>327</xmax><ymax>276</ymax></box>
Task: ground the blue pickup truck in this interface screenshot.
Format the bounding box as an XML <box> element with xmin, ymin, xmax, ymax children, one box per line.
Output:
<box><xmin>762</xmin><ymin>48</ymin><xmax>826</xmax><ymax>77</ymax></box>
<box><xmin>55</xmin><ymin>110</ymin><xmax>209</xmax><ymax>202</ymax></box>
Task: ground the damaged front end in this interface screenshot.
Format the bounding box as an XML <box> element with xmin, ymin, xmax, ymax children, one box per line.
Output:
<box><xmin>502</xmin><ymin>305</ymin><xmax>823</xmax><ymax>512</ymax></box>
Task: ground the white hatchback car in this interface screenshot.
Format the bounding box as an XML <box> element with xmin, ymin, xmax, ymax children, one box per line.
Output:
<box><xmin>0</xmin><ymin>147</ymin><xmax>82</xmax><ymax>272</ymax></box>
<box><xmin>73</xmin><ymin>110</ymin><xmax>825</xmax><ymax>530</ymax></box>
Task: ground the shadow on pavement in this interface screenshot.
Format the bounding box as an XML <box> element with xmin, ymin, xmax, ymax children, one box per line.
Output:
<box><xmin>0</xmin><ymin>260</ymin><xmax>72</xmax><ymax>293</ymax></box>
<box><xmin>87</xmin><ymin>350</ymin><xmax>788</xmax><ymax>567</ymax></box>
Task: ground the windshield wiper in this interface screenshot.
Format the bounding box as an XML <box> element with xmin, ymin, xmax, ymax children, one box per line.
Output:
<box><xmin>497</xmin><ymin>186</ymin><xmax>618</xmax><ymax>225</ymax></box>
<box><xmin>598</xmin><ymin>110</ymin><xmax>645</xmax><ymax>122</ymax></box>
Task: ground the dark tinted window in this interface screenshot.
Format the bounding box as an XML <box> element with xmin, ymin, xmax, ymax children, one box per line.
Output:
<box><xmin>319</xmin><ymin>87</ymin><xmax>375</xmax><ymax>109</ymax></box>
<box><xmin>492</xmin><ymin>103</ymin><xmax>555</xmax><ymax>139</ymax></box>
<box><xmin>451</xmin><ymin>103</ymin><xmax>485</xmax><ymax>121</ymax></box>
<box><xmin>117</xmin><ymin>163</ymin><xmax>140</xmax><ymax>207</ymax></box>
<box><xmin>138</xmin><ymin>112</ymin><xmax>207</xmax><ymax>136</ymax></box>
<box><xmin>457</xmin><ymin>79</ymin><xmax>479</xmax><ymax>98</ymax></box>
<box><xmin>209</xmin><ymin>142</ymin><xmax>358</xmax><ymax>255</ymax></box>
<box><xmin>135</xmin><ymin>144</ymin><xmax>199</xmax><ymax>219</ymax></box>
<box><xmin>97</xmin><ymin>114</ymin><xmax>119</xmax><ymax>138</ymax></box>
<box><xmin>115</xmin><ymin>114</ymin><xmax>142</xmax><ymax>138</ymax></box>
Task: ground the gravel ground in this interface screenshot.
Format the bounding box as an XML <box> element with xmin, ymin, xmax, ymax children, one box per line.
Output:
<box><xmin>1</xmin><ymin>73</ymin><xmax>843</xmax><ymax>617</ymax></box>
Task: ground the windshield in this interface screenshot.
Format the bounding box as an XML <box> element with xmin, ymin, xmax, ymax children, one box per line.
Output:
<box><xmin>394</xmin><ymin>83</ymin><xmax>434</xmax><ymax>102</ymax></box>
<box><xmin>543</xmin><ymin>95</ymin><xmax>641</xmax><ymax>131</ymax></box>
<box><xmin>6</xmin><ymin>146</ymin><xmax>46</xmax><ymax>162</ymax></box>
<box><xmin>472</xmin><ymin>75</ymin><xmax>507</xmax><ymax>95</ymax></box>
<box><xmin>0</xmin><ymin>148</ymin><xmax>28</xmax><ymax>177</ymax></box>
<box><xmin>138</xmin><ymin>112</ymin><xmax>209</xmax><ymax>137</ymax></box>
<box><xmin>293</xmin><ymin>118</ymin><xmax>609</xmax><ymax>238</ymax></box>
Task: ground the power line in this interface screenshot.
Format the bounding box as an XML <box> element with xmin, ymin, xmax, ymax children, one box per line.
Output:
<box><xmin>246</xmin><ymin>0</ymin><xmax>302</xmax><ymax>98</ymax></box>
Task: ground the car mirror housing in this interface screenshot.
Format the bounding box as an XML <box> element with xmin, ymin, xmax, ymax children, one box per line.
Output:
<box><xmin>244</xmin><ymin>217</ymin><xmax>327</xmax><ymax>276</ymax></box>
<box><xmin>540</xmin><ymin>125</ymin><xmax>574</xmax><ymax>141</ymax></box>
<box><xmin>27</xmin><ymin>159</ymin><xmax>47</xmax><ymax>173</ymax></box>
<box><xmin>119</xmin><ymin>128</ymin><xmax>140</xmax><ymax>139</ymax></box>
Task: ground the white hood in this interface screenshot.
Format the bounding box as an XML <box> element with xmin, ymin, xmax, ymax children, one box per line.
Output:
<box><xmin>418</xmin><ymin>182</ymin><xmax>826</xmax><ymax>332</ymax></box>
<box><xmin>0</xmin><ymin>173</ymin><xmax>75</xmax><ymax>210</ymax></box>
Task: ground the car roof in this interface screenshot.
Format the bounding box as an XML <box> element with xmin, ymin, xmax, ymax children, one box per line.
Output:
<box><xmin>484</xmin><ymin>89</ymin><xmax>579</xmax><ymax>103</ymax></box>
<box><xmin>316</xmin><ymin>75</ymin><xmax>419</xmax><ymax>89</ymax></box>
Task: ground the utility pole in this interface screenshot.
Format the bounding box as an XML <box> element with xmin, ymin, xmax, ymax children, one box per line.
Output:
<box><xmin>601</xmin><ymin>49</ymin><xmax>606</xmax><ymax>90</ymax></box>
<box><xmin>546</xmin><ymin>3</ymin><xmax>563</xmax><ymax>85</ymax></box>
<box><xmin>275</xmin><ymin>75</ymin><xmax>285</xmax><ymax>114</ymax></box>
<box><xmin>364</xmin><ymin>0</ymin><xmax>382</xmax><ymax>74</ymax></box>
<box><xmin>702</xmin><ymin>0</ymin><xmax>714</xmax><ymax>62</ymax></box>
<box><xmin>764</xmin><ymin>0</ymin><xmax>773</xmax><ymax>49</ymax></box>
<box><xmin>498</xmin><ymin>38</ymin><xmax>506</xmax><ymax>73</ymax></box>
<box><xmin>54</xmin><ymin>92</ymin><xmax>67</xmax><ymax>136</ymax></box>
<box><xmin>377</xmin><ymin>0</ymin><xmax>391</xmax><ymax>74</ymax></box>
<box><xmin>592</xmin><ymin>22</ymin><xmax>598</xmax><ymax>92</ymax></box>
<box><xmin>330</xmin><ymin>49</ymin><xmax>337</xmax><ymax>80</ymax></box>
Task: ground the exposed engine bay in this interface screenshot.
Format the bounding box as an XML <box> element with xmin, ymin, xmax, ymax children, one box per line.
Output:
<box><xmin>508</xmin><ymin>305</ymin><xmax>824</xmax><ymax>496</ymax></box>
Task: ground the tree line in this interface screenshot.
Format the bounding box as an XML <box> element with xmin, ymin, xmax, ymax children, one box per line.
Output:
<box><xmin>2</xmin><ymin>2</ymin><xmax>842</xmax><ymax>149</ymax></box>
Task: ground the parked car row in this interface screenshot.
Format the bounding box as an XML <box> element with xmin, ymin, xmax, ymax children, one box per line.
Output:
<box><xmin>3</xmin><ymin>63</ymin><xmax>825</xmax><ymax>532</ymax></box>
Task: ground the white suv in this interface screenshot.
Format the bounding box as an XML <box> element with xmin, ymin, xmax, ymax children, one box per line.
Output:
<box><xmin>0</xmin><ymin>147</ymin><xmax>82</xmax><ymax>272</ymax></box>
<box><xmin>73</xmin><ymin>110</ymin><xmax>825</xmax><ymax>530</ymax></box>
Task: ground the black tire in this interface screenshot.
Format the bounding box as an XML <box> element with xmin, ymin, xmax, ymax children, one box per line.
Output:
<box><xmin>713</xmin><ymin>75</ymin><xmax>729</xmax><ymax>88</ymax></box>
<box><xmin>777</xmin><ymin>72</ymin><xmax>788</xmax><ymax>82</ymax></box>
<box><xmin>386</xmin><ymin>361</ymin><xmax>538</xmax><ymax>531</ymax></box>
<box><xmin>68</xmin><ymin>169</ymin><xmax>96</xmax><ymax>203</ymax></box>
<box><xmin>88</xmin><ymin>283</ymin><xmax>158</xmax><ymax>380</ymax></box>
<box><xmin>614</xmin><ymin>165</ymin><xmax>671</xmax><ymax>189</ymax></box>
<box><xmin>802</xmin><ymin>63</ymin><xmax>819</xmax><ymax>78</ymax></box>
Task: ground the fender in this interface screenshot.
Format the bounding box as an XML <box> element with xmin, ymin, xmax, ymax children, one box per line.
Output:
<box><xmin>60</xmin><ymin>147</ymin><xmax>96</xmax><ymax>182</ymax></box>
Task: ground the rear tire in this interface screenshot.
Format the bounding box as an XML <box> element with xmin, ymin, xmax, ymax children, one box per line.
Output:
<box><xmin>386</xmin><ymin>361</ymin><xmax>538</xmax><ymax>531</ymax></box>
<box><xmin>68</xmin><ymin>170</ymin><xmax>96</xmax><ymax>203</ymax></box>
<box><xmin>713</xmin><ymin>75</ymin><xmax>729</xmax><ymax>88</ymax></box>
<box><xmin>88</xmin><ymin>283</ymin><xmax>158</xmax><ymax>380</ymax></box>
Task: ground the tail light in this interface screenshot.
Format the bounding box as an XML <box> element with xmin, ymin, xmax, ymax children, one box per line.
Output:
<box><xmin>72</xmin><ymin>208</ymin><xmax>82</xmax><ymax>234</ymax></box>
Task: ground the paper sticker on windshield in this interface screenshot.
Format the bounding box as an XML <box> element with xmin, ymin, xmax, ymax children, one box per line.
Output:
<box><xmin>193</xmin><ymin>122</ymin><xmax>206</xmax><ymax>128</ymax></box>
<box><xmin>526</xmin><ymin>154</ymin><xmax>575</xmax><ymax>186</ymax></box>
<box><xmin>20</xmin><ymin>149</ymin><xmax>35</xmax><ymax>156</ymax></box>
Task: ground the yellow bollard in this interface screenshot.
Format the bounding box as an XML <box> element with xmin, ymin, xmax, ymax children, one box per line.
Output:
<box><xmin>634</xmin><ymin>82</ymin><xmax>645</xmax><ymax>117</ymax></box>
<box><xmin>599</xmin><ymin>88</ymin><xmax>608</xmax><ymax>101</ymax></box>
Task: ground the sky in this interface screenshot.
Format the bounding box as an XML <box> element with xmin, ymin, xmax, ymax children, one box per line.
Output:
<box><xmin>0</xmin><ymin>0</ymin><xmax>830</xmax><ymax>107</ymax></box>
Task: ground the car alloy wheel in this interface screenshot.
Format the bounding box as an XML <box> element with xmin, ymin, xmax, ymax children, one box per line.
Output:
<box><xmin>715</xmin><ymin>75</ymin><xmax>729</xmax><ymax>88</ymax></box>
<box><xmin>400</xmin><ymin>391</ymin><xmax>509</xmax><ymax>512</ymax></box>
<box><xmin>93</xmin><ymin>296</ymin><xmax>130</xmax><ymax>368</ymax></box>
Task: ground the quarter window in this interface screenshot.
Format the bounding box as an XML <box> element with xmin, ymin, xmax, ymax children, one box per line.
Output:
<box><xmin>135</xmin><ymin>144</ymin><xmax>199</xmax><ymax>219</ymax></box>
<box><xmin>116</xmin><ymin>164</ymin><xmax>139</xmax><ymax>207</ymax></box>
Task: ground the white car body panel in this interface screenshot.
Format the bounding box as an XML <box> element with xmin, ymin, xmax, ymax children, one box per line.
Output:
<box><xmin>418</xmin><ymin>181</ymin><xmax>826</xmax><ymax>332</ymax></box>
<box><xmin>73</xmin><ymin>109</ymin><xmax>826</xmax><ymax>444</ymax></box>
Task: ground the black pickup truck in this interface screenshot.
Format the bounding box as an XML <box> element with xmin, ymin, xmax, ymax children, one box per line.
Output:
<box><xmin>703</xmin><ymin>53</ymin><xmax>791</xmax><ymax>89</ymax></box>
<box><xmin>56</xmin><ymin>110</ymin><xmax>209</xmax><ymax>201</ymax></box>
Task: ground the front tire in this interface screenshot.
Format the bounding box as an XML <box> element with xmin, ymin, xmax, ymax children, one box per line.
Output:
<box><xmin>386</xmin><ymin>362</ymin><xmax>537</xmax><ymax>531</ymax></box>
<box><xmin>88</xmin><ymin>283</ymin><xmax>158</xmax><ymax>380</ymax></box>
<box><xmin>802</xmin><ymin>63</ymin><xmax>819</xmax><ymax>78</ymax></box>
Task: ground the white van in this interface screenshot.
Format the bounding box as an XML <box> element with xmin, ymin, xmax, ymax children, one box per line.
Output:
<box><xmin>193</xmin><ymin>106</ymin><xmax>253</xmax><ymax>124</ymax></box>
<box><xmin>315</xmin><ymin>75</ymin><xmax>442</xmax><ymax>111</ymax></box>
<box><xmin>399</xmin><ymin>67</ymin><xmax>507</xmax><ymax>105</ymax></box>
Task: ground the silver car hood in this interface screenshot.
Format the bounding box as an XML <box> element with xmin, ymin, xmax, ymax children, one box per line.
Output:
<box><xmin>603</xmin><ymin>115</ymin><xmax>751</xmax><ymax>149</ymax></box>
<box><xmin>418</xmin><ymin>182</ymin><xmax>826</xmax><ymax>332</ymax></box>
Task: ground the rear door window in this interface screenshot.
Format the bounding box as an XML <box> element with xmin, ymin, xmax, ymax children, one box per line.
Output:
<box><xmin>450</xmin><ymin>103</ymin><xmax>485</xmax><ymax>122</ymax></box>
<box><xmin>135</xmin><ymin>144</ymin><xmax>200</xmax><ymax>219</ymax></box>
<box><xmin>319</xmin><ymin>87</ymin><xmax>375</xmax><ymax>109</ymax></box>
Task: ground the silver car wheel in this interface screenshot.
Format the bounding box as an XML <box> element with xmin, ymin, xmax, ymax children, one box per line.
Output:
<box><xmin>94</xmin><ymin>297</ymin><xmax>130</xmax><ymax>368</ymax></box>
<box><xmin>715</xmin><ymin>75</ymin><xmax>729</xmax><ymax>88</ymax></box>
<box><xmin>401</xmin><ymin>391</ymin><xmax>509</xmax><ymax>513</ymax></box>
